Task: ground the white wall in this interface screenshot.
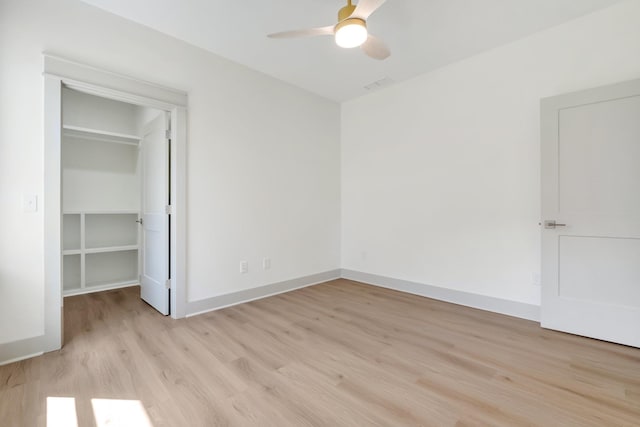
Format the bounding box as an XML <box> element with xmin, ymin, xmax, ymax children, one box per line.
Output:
<box><xmin>63</xmin><ymin>138</ymin><xmax>140</xmax><ymax>212</ymax></box>
<box><xmin>341</xmin><ymin>1</ymin><xmax>640</xmax><ymax>306</ymax></box>
<box><xmin>63</xmin><ymin>88</ymin><xmax>138</xmax><ymax>134</ymax></box>
<box><xmin>62</xmin><ymin>89</ymin><xmax>140</xmax><ymax>212</ymax></box>
<box><xmin>0</xmin><ymin>0</ymin><xmax>340</xmax><ymax>348</ymax></box>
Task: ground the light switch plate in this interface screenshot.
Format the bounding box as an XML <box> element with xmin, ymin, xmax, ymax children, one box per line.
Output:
<box><xmin>23</xmin><ymin>194</ymin><xmax>38</xmax><ymax>213</ymax></box>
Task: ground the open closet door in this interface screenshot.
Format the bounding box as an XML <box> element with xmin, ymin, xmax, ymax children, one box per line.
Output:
<box><xmin>140</xmin><ymin>113</ymin><xmax>170</xmax><ymax>315</ymax></box>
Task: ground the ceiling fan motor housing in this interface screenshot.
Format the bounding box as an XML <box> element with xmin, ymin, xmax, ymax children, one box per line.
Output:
<box><xmin>335</xmin><ymin>17</ymin><xmax>366</xmax><ymax>33</ymax></box>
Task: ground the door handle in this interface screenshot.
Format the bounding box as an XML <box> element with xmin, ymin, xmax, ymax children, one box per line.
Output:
<box><xmin>544</xmin><ymin>220</ymin><xmax>566</xmax><ymax>229</ymax></box>
<box><xmin>136</xmin><ymin>218</ymin><xmax>143</xmax><ymax>226</ymax></box>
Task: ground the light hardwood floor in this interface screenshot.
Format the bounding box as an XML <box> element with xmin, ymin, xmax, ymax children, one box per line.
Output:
<box><xmin>1</xmin><ymin>279</ymin><xmax>639</xmax><ymax>426</ymax></box>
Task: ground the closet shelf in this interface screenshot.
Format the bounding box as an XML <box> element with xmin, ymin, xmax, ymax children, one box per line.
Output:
<box><xmin>62</xmin><ymin>245</ymin><xmax>139</xmax><ymax>255</ymax></box>
<box><xmin>63</xmin><ymin>125</ymin><xmax>141</xmax><ymax>146</ymax></box>
<box><xmin>62</xmin><ymin>212</ymin><xmax>139</xmax><ymax>296</ymax></box>
<box><xmin>63</xmin><ymin>210</ymin><xmax>139</xmax><ymax>215</ymax></box>
<box><xmin>64</xmin><ymin>245</ymin><xmax>137</xmax><ymax>256</ymax></box>
<box><xmin>85</xmin><ymin>245</ymin><xmax>138</xmax><ymax>254</ymax></box>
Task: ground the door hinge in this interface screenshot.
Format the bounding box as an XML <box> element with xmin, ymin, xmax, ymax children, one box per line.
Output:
<box><xmin>165</xmin><ymin>129</ymin><xmax>171</xmax><ymax>139</ymax></box>
<box><xmin>165</xmin><ymin>205</ymin><xmax>172</xmax><ymax>214</ymax></box>
<box><xmin>165</xmin><ymin>279</ymin><xmax>171</xmax><ymax>289</ymax></box>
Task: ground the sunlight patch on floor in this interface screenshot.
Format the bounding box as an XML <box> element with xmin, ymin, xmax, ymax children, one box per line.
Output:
<box><xmin>91</xmin><ymin>398</ymin><xmax>154</xmax><ymax>427</ymax></box>
<box><xmin>46</xmin><ymin>397</ymin><xmax>78</xmax><ymax>427</ymax></box>
<box><xmin>47</xmin><ymin>396</ymin><xmax>154</xmax><ymax>427</ymax></box>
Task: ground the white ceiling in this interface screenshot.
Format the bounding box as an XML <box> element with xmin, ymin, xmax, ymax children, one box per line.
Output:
<box><xmin>81</xmin><ymin>0</ymin><xmax>621</xmax><ymax>102</ymax></box>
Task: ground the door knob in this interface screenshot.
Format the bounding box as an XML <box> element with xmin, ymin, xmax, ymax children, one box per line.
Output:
<box><xmin>544</xmin><ymin>220</ymin><xmax>566</xmax><ymax>229</ymax></box>
<box><xmin>136</xmin><ymin>218</ymin><xmax>143</xmax><ymax>225</ymax></box>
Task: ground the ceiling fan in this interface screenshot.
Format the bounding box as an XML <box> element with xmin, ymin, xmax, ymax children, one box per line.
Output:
<box><xmin>267</xmin><ymin>0</ymin><xmax>390</xmax><ymax>60</ymax></box>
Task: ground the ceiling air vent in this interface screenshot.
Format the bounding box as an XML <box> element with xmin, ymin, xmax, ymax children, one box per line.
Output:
<box><xmin>363</xmin><ymin>77</ymin><xmax>394</xmax><ymax>91</ymax></box>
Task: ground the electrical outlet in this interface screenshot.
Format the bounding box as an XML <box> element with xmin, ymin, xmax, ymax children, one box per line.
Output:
<box><xmin>532</xmin><ymin>272</ymin><xmax>541</xmax><ymax>286</ymax></box>
<box><xmin>263</xmin><ymin>257</ymin><xmax>271</xmax><ymax>270</ymax></box>
<box><xmin>240</xmin><ymin>260</ymin><xmax>248</xmax><ymax>274</ymax></box>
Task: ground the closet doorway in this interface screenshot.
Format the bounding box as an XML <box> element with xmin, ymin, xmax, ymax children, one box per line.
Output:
<box><xmin>43</xmin><ymin>55</ymin><xmax>187</xmax><ymax>353</ymax></box>
<box><xmin>61</xmin><ymin>88</ymin><xmax>170</xmax><ymax>315</ymax></box>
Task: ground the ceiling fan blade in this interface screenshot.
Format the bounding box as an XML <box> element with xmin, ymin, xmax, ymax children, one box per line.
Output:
<box><xmin>267</xmin><ymin>25</ymin><xmax>334</xmax><ymax>39</ymax></box>
<box><xmin>352</xmin><ymin>0</ymin><xmax>387</xmax><ymax>20</ymax></box>
<box><xmin>361</xmin><ymin>34</ymin><xmax>390</xmax><ymax>60</ymax></box>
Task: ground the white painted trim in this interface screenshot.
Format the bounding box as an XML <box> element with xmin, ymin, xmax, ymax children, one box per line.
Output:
<box><xmin>43</xmin><ymin>75</ymin><xmax>63</xmax><ymax>353</ymax></box>
<box><xmin>186</xmin><ymin>270</ymin><xmax>341</xmax><ymax>317</ymax></box>
<box><xmin>341</xmin><ymin>269</ymin><xmax>540</xmax><ymax>322</ymax></box>
<box><xmin>170</xmin><ymin>107</ymin><xmax>187</xmax><ymax>319</ymax></box>
<box><xmin>43</xmin><ymin>54</ymin><xmax>187</xmax><ymax>108</ymax></box>
<box><xmin>0</xmin><ymin>352</ymin><xmax>44</xmax><ymax>367</ymax></box>
<box><xmin>0</xmin><ymin>335</ymin><xmax>45</xmax><ymax>366</ymax></box>
<box><xmin>63</xmin><ymin>282</ymin><xmax>138</xmax><ymax>297</ymax></box>
<box><xmin>41</xmin><ymin>56</ymin><xmax>188</xmax><ymax>362</ymax></box>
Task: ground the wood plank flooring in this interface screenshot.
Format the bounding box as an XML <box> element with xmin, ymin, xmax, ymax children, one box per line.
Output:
<box><xmin>1</xmin><ymin>279</ymin><xmax>639</xmax><ymax>426</ymax></box>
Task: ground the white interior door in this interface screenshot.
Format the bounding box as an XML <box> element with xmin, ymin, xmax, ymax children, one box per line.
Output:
<box><xmin>140</xmin><ymin>113</ymin><xmax>170</xmax><ymax>315</ymax></box>
<box><xmin>541</xmin><ymin>79</ymin><xmax>640</xmax><ymax>347</ymax></box>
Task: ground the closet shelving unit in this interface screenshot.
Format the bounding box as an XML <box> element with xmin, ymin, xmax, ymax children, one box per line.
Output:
<box><xmin>62</xmin><ymin>124</ymin><xmax>142</xmax><ymax>296</ymax></box>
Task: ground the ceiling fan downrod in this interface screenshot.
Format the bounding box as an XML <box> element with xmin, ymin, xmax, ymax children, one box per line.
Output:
<box><xmin>339</xmin><ymin>0</ymin><xmax>357</xmax><ymax>22</ymax></box>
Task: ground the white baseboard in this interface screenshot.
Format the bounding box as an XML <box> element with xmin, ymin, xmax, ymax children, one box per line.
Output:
<box><xmin>186</xmin><ymin>269</ymin><xmax>342</xmax><ymax>317</ymax></box>
<box><xmin>0</xmin><ymin>335</ymin><xmax>45</xmax><ymax>366</ymax></box>
<box><xmin>63</xmin><ymin>281</ymin><xmax>139</xmax><ymax>297</ymax></box>
<box><xmin>1</xmin><ymin>268</ymin><xmax>538</xmax><ymax>365</ymax></box>
<box><xmin>341</xmin><ymin>269</ymin><xmax>540</xmax><ymax>322</ymax></box>
<box><xmin>0</xmin><ymin>352</ymin><xmax>44</xmax><ymax>366</ymax></box>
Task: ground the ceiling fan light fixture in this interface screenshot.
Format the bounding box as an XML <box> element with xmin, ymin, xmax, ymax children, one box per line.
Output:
<box><xmin>334</xmin><ymin>18</ymin><xmax>368</xmax><ymax>48</ymax></box>
<box><xmin>267</xmin><ymin>0</ymin><xmax>390</xmax><ymax>60</ymax></box>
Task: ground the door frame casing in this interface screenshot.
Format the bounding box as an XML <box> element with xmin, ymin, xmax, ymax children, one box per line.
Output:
<box><xmin>43</xmin><ymin>54</ymin><xmax>187</xmax><ymax>352</ymax></box>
